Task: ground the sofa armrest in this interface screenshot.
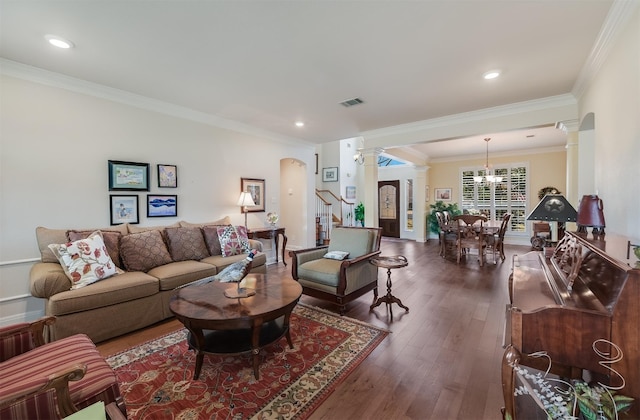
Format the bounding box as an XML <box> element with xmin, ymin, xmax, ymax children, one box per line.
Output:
<box><xmin>30</xmin><ymin>263</ymin><xmax>71</xmax><ymax>298</ymax></box>
<box><xmin>0</xmin><ymin>363</ymin><xmax>87</xmax><ymax>418</ymax></box>
<box><xmin>248</xmin><ymin>239</ymin><xmax>263</xmax><ymax>252</ymax></box>
<box><xmin>0</xmin><ymin>317</ymin><xmax>56</xmax><ymax>361</ymax></box>
<box><xmin>289</xmin><ymin>246</ymin><xmax>329</xmax><ymax>279</ymax></box>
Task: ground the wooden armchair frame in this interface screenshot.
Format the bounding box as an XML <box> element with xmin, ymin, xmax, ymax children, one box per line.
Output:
<box><xmin>290</xmin><ymin>226</ymin><xmax>382</xmax><ymax>314</ymax></box>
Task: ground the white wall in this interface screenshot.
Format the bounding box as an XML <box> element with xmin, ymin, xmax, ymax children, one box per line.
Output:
<box><xmin>578</xmin><ymin>7</ymin><xmax>640</xmax><ymax>238</ymax></box>
<box><xmin>0</xmin><ymin>74</ymin><xmax>315</xmax><ymax>324</ymax></box>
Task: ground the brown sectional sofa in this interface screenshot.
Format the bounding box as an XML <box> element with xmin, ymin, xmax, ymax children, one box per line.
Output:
<box><xmin>29</xmin><ymin>218</ymin><xmax>266</xmax><ymax>343</ymax></box>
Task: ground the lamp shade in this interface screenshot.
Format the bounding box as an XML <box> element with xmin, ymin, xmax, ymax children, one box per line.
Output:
<box><xmin>526</xmin><ymin>194</ymin><xmax>577</xmax><ymax>222</ymax></box>
<box><xmin>236</xmin><ymin>192</ymin><xmax>256</xmax><ymax>208</ymax></box>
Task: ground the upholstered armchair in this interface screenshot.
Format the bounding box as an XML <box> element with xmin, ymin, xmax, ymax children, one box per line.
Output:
<box><xmin>0</xmin><ymin>317</ymin><xmax>126</xmax><ymax>419</ymax></box>
<box><xmin>290</xmin><ymin>226</ymin><xmax>382</xmax><ymax>314</ymax></box>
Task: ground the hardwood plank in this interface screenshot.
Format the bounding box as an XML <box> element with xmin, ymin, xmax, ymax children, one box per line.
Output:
<box><xmin>96</xmin><ymin>238</ymin><xmax>531</xmax><ymax>419</ymax></box>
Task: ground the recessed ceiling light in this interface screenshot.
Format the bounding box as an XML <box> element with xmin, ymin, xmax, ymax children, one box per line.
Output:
<box><xmin>483</xmin><ymin>70</ymin><xmax>501</xmax><ymax>80</ymax></box>
<box><xmin>295</xmin><ymin>121</ymin><xmax>305</xmax><ymax>128</ymax></box>
<box><xmin>45</xmin><ymin>35</ymin><xmax>74</xmax><ymax>49</ymax></box>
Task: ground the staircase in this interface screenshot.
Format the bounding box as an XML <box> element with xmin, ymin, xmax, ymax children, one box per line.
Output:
<box><xmin>315</xmin><ymin>189</ymin><xmax>355</xmax><ymax>245</ymax></box>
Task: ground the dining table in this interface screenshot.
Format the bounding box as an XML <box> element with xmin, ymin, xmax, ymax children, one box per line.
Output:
<box><xmin>440</xmin><ymin>219</ymin><xmax>502</xmax><ymax>261</ymax></box>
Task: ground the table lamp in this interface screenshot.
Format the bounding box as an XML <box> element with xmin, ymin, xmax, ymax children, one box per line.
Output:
<box><xmin>526</xmin><ymin>194</ymin><xmax>577</xmax><ymax>242</ymax></box>
<box><xmin>237</xmin><ymin>192</ymin><xmax>255</xmax><ymax>229</ymax></box>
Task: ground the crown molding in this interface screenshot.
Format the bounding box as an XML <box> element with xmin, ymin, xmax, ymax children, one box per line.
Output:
<box><xmin>428</xmin><ymin>145</ymin><xmax>567</xmax><ymax>164</ymax></box>
<box><xmin>572</xmin><ymin>0</ymin><xmax>640</xmax><ymax>100</ymax></box>
<box><xmin>360</xmin><ymin>94</ymin><xmax>577</xmax><ymax>140</ymax></box>
<box><xmin>0</xmin><ymin>58</ymin><xmax>313</xmax><ymax>149</ymax></box>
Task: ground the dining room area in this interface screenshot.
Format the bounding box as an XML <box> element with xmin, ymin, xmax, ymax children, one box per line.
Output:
<box><xmin>436</xmin><ymin>211</ymin><xmax>512</xmax><ymax>266</ymax></box>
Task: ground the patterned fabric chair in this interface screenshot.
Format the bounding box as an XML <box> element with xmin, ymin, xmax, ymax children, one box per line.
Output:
<box><xmin>485</xmin><ymin>213</ymin><xmax>511</xmax><ymax>263</ymax></box>
<box><xmin>290</xmin><ymin>226</ymin><xmax>382</xmax><ymax>314</ymax></box>
<box><xmin>0</xmin><ymin>317</ymin><xmax>126</xmax><ymax>419</ymax></box>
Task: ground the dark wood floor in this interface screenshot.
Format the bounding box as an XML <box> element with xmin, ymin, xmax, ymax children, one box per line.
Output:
<box><xmin>97</xmin><ymin>238</ymin><xmax>531</xmax><ymax>419</ymax></box>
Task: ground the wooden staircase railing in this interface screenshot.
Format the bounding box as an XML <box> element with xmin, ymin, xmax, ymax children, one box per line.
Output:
<box><xmin>315</xmin><ymin>189</ymin><xmax>356</xmax><ymax>245</ymax></box>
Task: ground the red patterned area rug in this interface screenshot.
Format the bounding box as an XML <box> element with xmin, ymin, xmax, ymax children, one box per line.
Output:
<box><xmin>106</xmin><ymin>303</ymin><xmax>388</xmax><ymax>419</ymax></box>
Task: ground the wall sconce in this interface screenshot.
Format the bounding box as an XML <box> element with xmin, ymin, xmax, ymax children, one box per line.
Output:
<box><xmin>236</xmin><ymin>192</ymin><xmax>255</xmax><ymax>229</ymax></box>
<box><xmin>353</xmin><ymin>150</ymin><xmax>364</xmax><ymax>165</ymax></box>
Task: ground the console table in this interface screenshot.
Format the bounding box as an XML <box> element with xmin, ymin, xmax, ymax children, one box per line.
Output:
<box><xmin>247</xmin><ymin>227</ymin><xmax>287</xmax><ymax>266</ymax></box>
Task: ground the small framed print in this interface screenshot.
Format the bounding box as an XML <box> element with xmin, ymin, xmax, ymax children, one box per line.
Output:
<box><xmin>108</xmin><ymin>160</ymin><xmax>150</xmax><ymax>191</ymax></box>
<box><xmin>425</xmin><ymin>185</ymin><xmax>430</xmax><ymax>202</ymax></box>
<box><xmin>346</xmin><ymin>186</ymin><xmax>356</xmax><ymax>199</ymax></box>
<box><xmin>157</xmin><ymin>164</ymin><xmax>177</xmax><ymax>188</ymax></box>
<box><xmin>322</xmin><ymin>167</ymin><xmax>339</xmax><ymax>182</ymax></box>
<box><xmin>241</xmin><ymin>178</ymin><xmax>265</xmax><ymax>212</ymax></box>
<box><xmin>435</xmin><ymin>188</ymin><xmax>452</xmax><ymax>201</ymax></box>
<box><xmin>110</xmin><ymin>195</ymin><xmax>139</xmax><ymax>225</ymax></box>
<box><xmin>147</xmin><ymin>194</ymin><xmax>177</xmax><ymax>217</ymax></box>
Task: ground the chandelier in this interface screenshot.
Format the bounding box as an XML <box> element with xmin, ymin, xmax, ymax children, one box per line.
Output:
<box><xmin>474</xmin><ymin>137</ymin><xmax>503</xmax><ymax>183</ymax></box>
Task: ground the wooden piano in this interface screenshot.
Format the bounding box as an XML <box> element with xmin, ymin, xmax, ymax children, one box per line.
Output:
<box><xmin>504</xmin><ymin>230</ymin><xmax>640</xmax><ymax>417</ymax></box>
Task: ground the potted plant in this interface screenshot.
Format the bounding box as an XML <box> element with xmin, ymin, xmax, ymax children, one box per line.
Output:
<box><xmin>354</xmin><ymin>203</ymin><xmax>365</xmax><ymax>226</ymax></box>
<box><xmin>427</xmin><ymin>201</ymin><xmax>461</xmax><ymax>236</ymax></box>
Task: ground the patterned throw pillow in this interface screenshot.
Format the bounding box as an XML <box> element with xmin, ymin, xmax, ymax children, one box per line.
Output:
<box><xmin>120</xmin><ymin>230</ymin><xmax>173</xmax><ymax>272</ymax></box>
<box><xmin>164</xmin><ymin>227</ymin><xmax>209</xmax><ymax>261</ymax></box>
<box><xmin>48</xmin><ymin>231</ymin><xmax>118</xmax><ymax>290</ymax></box>
<box><xmin>216</xmin><ymin>225</ymin><xmax>250</xmax><ymax>257</ymax></box>
<box><xmin>67</xmin><ymin>229</ymin><xmax>123</xmax><ymax>268</ymax></box>
<box><xmin>202</xmin><ymin>225</ymin><xmax>226</xmax><ymax>256</ymax></box>
<box><xmin>323</xmin><ymin>250</ymin><xmax>350</xmax><ymax>260</ymax></box>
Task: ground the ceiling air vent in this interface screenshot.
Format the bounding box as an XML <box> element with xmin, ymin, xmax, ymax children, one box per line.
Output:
<box><xmin>339</xmin><ymin>97</ymin><xmax>364</xmax><ymax>107</ymax></box>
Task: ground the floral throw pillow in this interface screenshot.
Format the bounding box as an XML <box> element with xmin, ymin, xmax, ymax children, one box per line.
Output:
<box><xmin>216</xmin><ymin>225</ymin><xmax>250</xmax><ymax>257</ymax></box>
<box><xmin>48</xmin><ymin>231</ymin><xmax>118</xmax><ymax>290</ymax></box>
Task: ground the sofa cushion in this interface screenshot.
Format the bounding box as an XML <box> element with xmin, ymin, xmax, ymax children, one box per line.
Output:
<box><xmin>217</xmin><ymin>225</ymin><xmax>250</xmax><ymax>257</ymax></box>
<box><xmin>164</xmin><ymin>227</ymin><xmax>209</xmax><ymax>262</ymax></box>
<box><xmin>48</xmin><ymin>231</ymin><xmax>119</xmax><ymax>290</ymax></box>
<box><xmin>46</xmin><ymin>271</ymin><xmax>159</xmax><ymax>315</ymax></box>
<box><xmin>202</xmin><ymin>225</ymin><xmax>225</xmax><ymax>256</ymax></box>
<box><xmin>179</xmin><ymin>216</ymin><xmax>231</xmax><ymax>228</ymax></box>
<box><xmin>327</xmin><ymin>228</ymin><xmax>373</xmax><ymax>259</ymax></box>
<box><xmin>127</xmin><ymin>222</ymin><xmax>179</xmax><ymax>234</ymax></box>
<box><xmin>35</xmin><ymin>227</ymin><xmax>68</xmax><ymax>263</ymax></box>
<box><xmin>120</xmin><ymin>230</ymin><xmax>173</xmax><ymax>272</ymax></box>
<box><xmin>201</xmin><ymin>251</ymin><xmax>267</xmax><ymax>272</ymax></box>
<box><xmin>147</xmin><ymin>261</ymin><xmax>217</xmax><ymax>290</ymax></box>
<box><xmin>68</xmin><ymin>229</ymin><xmax>123</xmax><ymax>268</ymax></box>
<box><xmin>298</xmin><ymin>258</ymin><xmax>342</xmax><ymax>287</ymax></box>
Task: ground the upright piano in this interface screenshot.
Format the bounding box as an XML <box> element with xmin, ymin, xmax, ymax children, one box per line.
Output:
<box><xmin>504</xmin><ymin>230</ymin><xmax>640</xmax><ymax>416</ymax></box>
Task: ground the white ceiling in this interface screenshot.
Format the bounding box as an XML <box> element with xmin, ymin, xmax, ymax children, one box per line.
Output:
<box><xmin>0</xmin><ymin>1</ymin><xmax>616</xmax><ymax>159</ymax></box>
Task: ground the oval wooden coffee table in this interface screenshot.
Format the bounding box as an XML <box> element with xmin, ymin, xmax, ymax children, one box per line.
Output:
<box><xmin>169</xmin><ymin>274</ymin><xmax>302</xmax><ymax>380</ymax></box>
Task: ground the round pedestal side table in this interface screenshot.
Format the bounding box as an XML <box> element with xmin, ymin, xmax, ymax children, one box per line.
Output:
<box><xmin>369</xmin><ymin>255</ymin><xmax>409</xmax><ymax>319</ymax></box>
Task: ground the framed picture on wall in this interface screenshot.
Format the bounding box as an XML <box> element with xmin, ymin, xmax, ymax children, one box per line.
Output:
<box><xmin>241</xmin><ymin>178</ymin><xmax>265</xmax><ymax>212</ymax></box>
<box><xmin>322</xmin><ymin>167</ymin><xmax>339</xmax><ymax>182</ymax></box>
<box><xmin>157</xmin><ymin>164</ymin><xmax>177</xmax><ymax>188</ymax></box>
<box><xmin>425</xmin><ymin>185</ymin><xmax>430</xmax><ymax>202</ymax></box>
<box><xmin>147</xmin><ymin>195</ymin><xmax>177</xmax><ymax>217</ymax></box>
<box><xmin>435</xmin><ymin>188</ymin><xmax>452</xmax><ymax>201</ymax></box>
<box><xmin>108</xmin><ymin>160</ymin><xmax>150</xmax><ymax>191</ymax></box>
<box><xmin>346</xmin><ymin>186</ymin><xmax>356</xmax><ymax>199</ymax></box>
<box><xmin>110</xmin><ymin>195</ymin><xmax>139</xmax><ymax>225</ymax></box>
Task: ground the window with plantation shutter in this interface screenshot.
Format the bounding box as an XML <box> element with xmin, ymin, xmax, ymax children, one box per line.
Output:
<box><xmin>460</xmin><ymin>164</ymin><xmax>528</xmax><ymax>233</ymax></box>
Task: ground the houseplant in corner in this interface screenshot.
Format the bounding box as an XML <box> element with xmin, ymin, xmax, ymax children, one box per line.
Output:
<box><xmin>354</xmin><ymin>203</ymin><xmax>365</xmax><ymax>226</ymax></box>
<box><xmin>427</xmin><ymin>201</ymin><xmax>461</xmax><ymax>237</ymax></box>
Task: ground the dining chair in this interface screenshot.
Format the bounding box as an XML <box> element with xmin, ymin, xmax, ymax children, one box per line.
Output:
<box><xmin>436</xmin><ymin>212</ymin><xmax>456</xmax><ymax>258</ymax></box>
<box><xmin>455</xmin><ymin>215</ymin><xmax>487</xmax><ymax>266</ymax></box>
<box><xmin>486</xmin><ymin>213</ymin><xmax>511</xmax><ymax>263</ymax></box>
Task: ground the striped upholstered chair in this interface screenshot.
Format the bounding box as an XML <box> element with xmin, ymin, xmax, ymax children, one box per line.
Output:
<box><xmin>0</xmin><ymin>317</ymin><xmax>126</xmax><ymax>419</ymax></box>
